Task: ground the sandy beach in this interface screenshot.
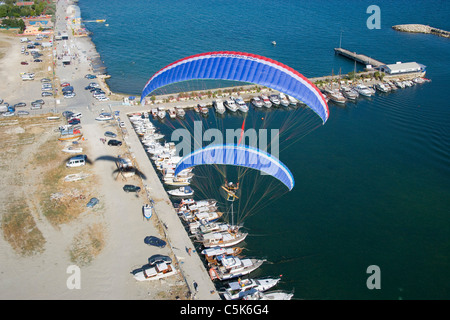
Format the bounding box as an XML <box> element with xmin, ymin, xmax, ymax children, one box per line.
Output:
<box><xmin>0</xmin><ymin>0</ymin><xmax>219</xmax><ymax>300</ymax></box>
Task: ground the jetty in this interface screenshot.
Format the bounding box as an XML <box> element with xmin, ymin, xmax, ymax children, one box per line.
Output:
<box><xmin>392</xmin><ymin>24</ymin><xmax>450</xmax><ymax>38</ymax></box>
<box><xmin>334</xmin><ymin>48</ymin><xmax>385</xmax><ymax>68</ymax></box>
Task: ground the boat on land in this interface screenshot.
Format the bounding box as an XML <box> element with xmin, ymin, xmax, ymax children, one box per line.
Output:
<box><xmin>242</xmin><ymin>290</ymin><xmax>294</xmax><ymax>300</ymax></box>
<box><xmin>132</xmin><ymin>261</ymin><xmax>177</xmax><ymax>281</ymax></box>
<box><xmin>235</xmin><ymin>97</ymin><xmax>249</xmax><ymax>112</ymax></box>
<box><xmin>167</xmin><ymin>186</ymin><xmax>194</xmax><ymax>197</ymax></box>
<box><xmin>213</xmin><ymin>99</ymin><xmax>226</xmax><ymax>114</ymax></box>
<box><xmin>58</xmin><ymin>131</ymin><xmax>82</xmax><ymax>141</ymax></box>
<box><xmin>224</xmin><ymin>97</ymin><xmax>238</xmax><ymax>112</ymax></box>
<box><xmin>95</xmin><ymin>112</ymin><xmax>113</xmax><ymax>121</ymax></box>
<box><xmin>260</xmin><ymin>95</ymin><xmax>272</xmax><ymax>108</ymax></box>
<box><xmin>354</xmin><ymin>84</ymin><xmax>373</xmax><ymax>97</ymax></box>
<box><xmin>220</xmin><ymin>277</ymin><xmax>282</xmax><ymax>300</ymax></box>
<box><xmin>62</xmin><ymin>146</ymin><xmax>83</xmax><ymax>153</ymax></box>
<box><xmin>251</xmin><ymin>96</ymin><xmax>264</xmax><ymax>108</ymax></box>
<box><xmin>209</xmin><ymin>255</ymin><xmax>265</xmax><ymax>281</ymax></box>
<box><xmin>64</xmin><ymin>173</ymin><xmax>90</xmax><ymax>182</ymax></box>
<box><xmin>47</xmin><ymin>116</ymin><xmax>60</xmax><ymax>120</ymax></box>
<box><xmin>143</xmin><ymin>203</ymin><xmax>153</xmax><ymax>220</ymax></box>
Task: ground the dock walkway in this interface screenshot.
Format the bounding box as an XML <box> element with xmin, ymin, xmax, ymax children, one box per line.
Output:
<box><xmin>334</xmin><ymin>48</ymin><xmax>385</xmax><ymax>68</ymax></box>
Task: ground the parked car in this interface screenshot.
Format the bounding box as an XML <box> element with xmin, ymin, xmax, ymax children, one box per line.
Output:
<box><xmin>123</xmin><ymin>184</ymin><xmax>141</xmax><ymax>193</ymax></box>
<box><xmin>61</xmin><ymin>82</ymin><xmax>71</xmax><ymax>87</ymax></box>
<box><xmin>30</xmin><ymin>104</ymin><xmax>42</xmax><ymax>110</ymax></box>
<box><xmin>32</xmin><ymin>99</ymin><xmax>44</xmax><ymax>105</ymax></box>
<box><xmin>64</xmin><ymin>92</ymin><xmax>76</xmax><ymax>99</ymax></box>
<box><xmin>147</xmin><ymin>254</ymin><xmax>171</xmax><ymax>264</ymax></box>
<box><xmin>144</xmin><ymin>237</ymin><xmax>167</xmax><ymax>249</ymax></box>
<box><xmin>86</xmin><ymin>197</ymin><xmax>99</xmax><ymax>208</ymax></box>
<box><xmin>85</xmin><ymin>74</ymin><xmax>97</xmax><ymax>79</ymax></box>
<box><xmin>68</xmin><ymin>118</ymin><xmax>80</xmax><ymax>125</ymax></box>
<box><xmin>14</xmin><ymin>102</ymin><xmax>26</xmax><ymax>108</ymax></box>
<box><xmin>104</xmin><ymin>131</ymin><xmax>117</xmax><ymax>138</ymax></box>
<box><xmin>41</xmin><ymin>92</ymin><xmax>53</xmax><ymax>97</ymax></box>
<box><xmin>20</xmin><ymin>61</ymin><xmax>28</xmax><ymax>65</ymax></box>
<box><xmin>108</xmin><ymin>139</ymin><xmax>122</xmax><ymax>146</ymax></box>
<box><xmin>62</xmin><ymin>86</ymin><xmax>74</xmax><ymax>93</ymax></box>
<box><xmin>34</xmin><ymin>59</ymin><xmax>42</xmax><ymax>63</ymax></box>
<box><xmin>41</xmin><ymin>78</ymin><xmax>51</xmax><ymax>83</ymax></box>
<box><xmin>62</xmin><ymin>111</ymin><xmax>73</xmax><ymax>117</ymax></box>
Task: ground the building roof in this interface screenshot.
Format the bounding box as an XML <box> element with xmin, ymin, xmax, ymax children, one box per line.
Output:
<box><xmin>382</xmin><ymin>62</ymin><xmax>426</xmax><ymax>74</ymax></box>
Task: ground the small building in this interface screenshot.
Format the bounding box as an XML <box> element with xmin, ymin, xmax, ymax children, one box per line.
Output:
<box><xmin>379</xmin><ymin>62</ymin><xmax>426</xmax><ymax>76</ymax></box>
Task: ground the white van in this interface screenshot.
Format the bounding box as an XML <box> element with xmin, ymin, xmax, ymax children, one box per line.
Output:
<box><xmin>66</xmin><ymin>155</ymin><xmax>86</xmax><ymax>168</ymax></box>
<box><xmin>69</xmin><ymin>112</ymin><xmax>82</xmax><ymax>119</ymax></box>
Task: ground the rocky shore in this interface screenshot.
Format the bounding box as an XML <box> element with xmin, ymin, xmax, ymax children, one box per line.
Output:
<box><xmin>392</xmin><ymin>24</ymin><xmax>450</xmax><ymax>38</ymax></box>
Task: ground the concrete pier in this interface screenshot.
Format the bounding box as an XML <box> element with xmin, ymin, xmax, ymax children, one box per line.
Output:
<box><xmin>334</xmin><ymin>48</ymin><xmax>385</xmax><ymax>68</ymax></box>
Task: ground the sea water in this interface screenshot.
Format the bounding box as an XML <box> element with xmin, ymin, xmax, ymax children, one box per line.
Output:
<box><xmin>78</xmin><ymin>0</ymin><xmax>450</xmax><ymax>299</ymax></box>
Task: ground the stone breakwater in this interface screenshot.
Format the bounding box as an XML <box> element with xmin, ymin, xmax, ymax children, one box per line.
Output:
<box><xmin>392</xmin><ymin>24</ymin><xmax>450</xmax><ymax>38</ymax></box>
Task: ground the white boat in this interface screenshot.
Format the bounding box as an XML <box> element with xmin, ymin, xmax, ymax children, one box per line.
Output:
<box><xmin>327</xmin><ymin>90</ymin><xmax>346</xmax><ymax>104</ymax></box>
<box><xmin>168</xmin><ymin>107</ymin><xmax>176</xmax><ymax>119</ymax></box>
<box><xmin>167</xmin><ymin>186</ymin><xmax>194</xmax><ymax>197</ymax></box>
<box><xmin>340</xmin><ymin>86</ymin><xmax>359</xmax><ymax>100</ymax></box>
<box><xmin>242</xmin><ymin>290</ymin><xmax>294</xmax><ymax>300</ymax></box>
<box><xmin>375</xmin><ymin>83</ymin><xmax>390</xmax><ymax>93</ymax></box>
<box><xmin>164</xmin><ymin>177</ymin><xmax>192</xmax><ymax>187</ymax></box>
<box><xmin>157</xmin><ymin>108</ymin><xmax>166</xmax><ymax>120</ymax></box>
<box><xmin>199</xmin><ymin>104</ymin><xmax>209</xmax><ymax>116</ymax></box>
<box><xmin>260</xmin><ymin>95</ymin><xmax>272</xmax><ymax>108</ymax></box>
<box><xmin>62</xmin><ymin>146</ymin><xmax>83</xmax><ymax>154</ymax></box>
<box><xmin>95</xmin><ymin>112</ymin><xmax>113</xmax><ymax>121</ymax></box>
<box><xmin>395</xmin><ymin>81</ymin><xmax>406</xmax><ymax>89</ymax></box>
<box><xmin>224</xmin><ymin>98</ymin><xmax>238</xmax><ymax>112</ymax></box>
<box><xmin>209</xmin><ymin>255</ymin><xmax>265</xmax><ymax>281</ymax></box>
<box><xmin>278</xmin><ymin>93</ymin><xmax>290</xmax><ymax>106</ymax></box>
<box><xmin>220</xmin><ymin>277</ymin><xmax>282</xmax><ymax>300</ymax></box>
<box><xmin>64</xmin><ymin>173</ymin><xmax>90</xmax><ymax>182</ymax></box>
<box><xmin>235</xmin><ymin>97</ymin><xmax>249</xmax><ymax>112</ymax></box>
<box><xmin>47</xmin><ymin>116</ymin><xmax>60</xmax><ymax>120</ymax></box>
<box><xmin>201</xmin><ymin>246</ymin><xmax>243</xmax><ymax>259</ymax></box>
<box><xmin>286</xmin><ymin>95</ymin><xmax>298</xmax><ymax>105</ymax></box>
<box><xmin>143</xmin><ymin>203</ymin><xmax>153</xmax><ymax>220</ymax></box>
<box><xmin>176</xmin><ymin>106</ymin><xmax>185</xmax><ymax>118</ymax></box>
<box><xmin>199</xmin><ymin>228</ymin><xmax>248</xmax><ymax>248</ymax></box>
<box><xmin>133</xmin><ymin>261</ymin><xmax>177</xmax><ymax>281</ymax></box>
<box><xmin>189</xmin><ymin>220</ymin><xmax>232</xmax><ymax>235</ymax></box>
<box><xmin>251</xmin><ymin>96</ymin><xmax>264</xmax><ymax>108</ymax></box>
<box><xmin>354</xmin><ymin>84</ymin><xmax>373</xmax><ymax>97</ymax></box>
<box><xmin>269</xmin><ymin>94</ymin><xmax>281</xmax><ymax>106</ymax></box>
<box><xmin>213</xmin><ymin>99</ymin><xmax>226</xmax><ymax>114</ymax></box>
<box><xmin>181</xmin><ymin>210</ymin><xmax>224</xmax><ymax>223</ymax></box>
<box><xmin>414</xmin><ymin>77</ymin><xmax>425</xmax><ymax>84</ymax></box>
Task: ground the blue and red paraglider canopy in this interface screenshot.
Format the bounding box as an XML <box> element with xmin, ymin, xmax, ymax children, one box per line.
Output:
<box><xmin>140</xmin><ymin>51</ymin><xmax>329</xmax><ymax>123</ymax></box>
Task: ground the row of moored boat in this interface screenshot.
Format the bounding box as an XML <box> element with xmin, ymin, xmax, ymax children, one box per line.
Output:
<box><xmin>128</xmin><ymin>113</ymin><xmax>293</xmax><ymax>300</ymax></box>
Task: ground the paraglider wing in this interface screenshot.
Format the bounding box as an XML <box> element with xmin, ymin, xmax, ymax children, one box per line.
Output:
<box><xmin>174</xmin><ymin>144</ymin><xmax>295</xmax><ymax>191</ymax></box>
<box><xmin>140</xmin><ymin>51</ymin><xmax>329</xmax><ymax>123</ymax></box>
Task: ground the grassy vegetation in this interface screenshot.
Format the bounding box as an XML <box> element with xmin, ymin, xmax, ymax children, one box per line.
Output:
<box><xmin>1</xmin><ymin>201</ymin><xmax>46</xmax><ymax>256</ymax></box>
<box><xmin>68</xmin><ymin>223</ymin><xmax>105</xmax><ymax>266</ymax></box>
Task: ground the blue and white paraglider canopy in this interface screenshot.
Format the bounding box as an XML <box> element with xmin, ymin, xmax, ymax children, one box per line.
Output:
<box><xmin>141</xmin><ymin>51</ymin><xmax>329</xmax><ymax>123</ymax></box>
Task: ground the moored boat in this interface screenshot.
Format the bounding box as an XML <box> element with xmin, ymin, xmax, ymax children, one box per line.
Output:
<box><xmin>198</xmin><ymin>228</ymin><xmax>248</xmax><ymax>248</ymax></box>
<box><xmin>209</xmin><ymin>255</ymin><xmax>265</xmax><ymax>281</ymax></box>
<box><xmin>242</xmin><ymin>290</ymin><xmax>294</xmax><ymax>300</ymax></box>
<box><xmin>224</xmin><ymin>98</ymin><xmax>238</xmax><ymax>112</ymax></box>
<box><xmin>213</xmin><ymin>99</ymin><xmax>226</xmax><ymax>114</ymax></box>
<box><xmin>220</xmin><ymin>277</ymin><xmax>282</xmax><ymax>300</ymax></box>
<box><xmin>235</xmin><ymin>97</ymin><xmax>249</xmax><ymax>112</ymax></box>
<box><xmin>354</xmin><ymin>84</ymin><xmax>373</xmax><ymax>97</ymax></box>
<box><xmin>269</xmin><ymin>94</ymin><xmax>281</xmax><ymax>106</ymax></box>
<box><xmin>167</xmin><ymin>186</ymin><xmax>194</xmax><ymax>197</ymax></box>
<box><xmin>260</xmin><ymin>95</ymin><xmax>272</xmax><ymax>108</ymax></box>
<box><xmin>251</xmin><ymin>96</ymin><xmax>264</xmax><ymax>108</ymax></box>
